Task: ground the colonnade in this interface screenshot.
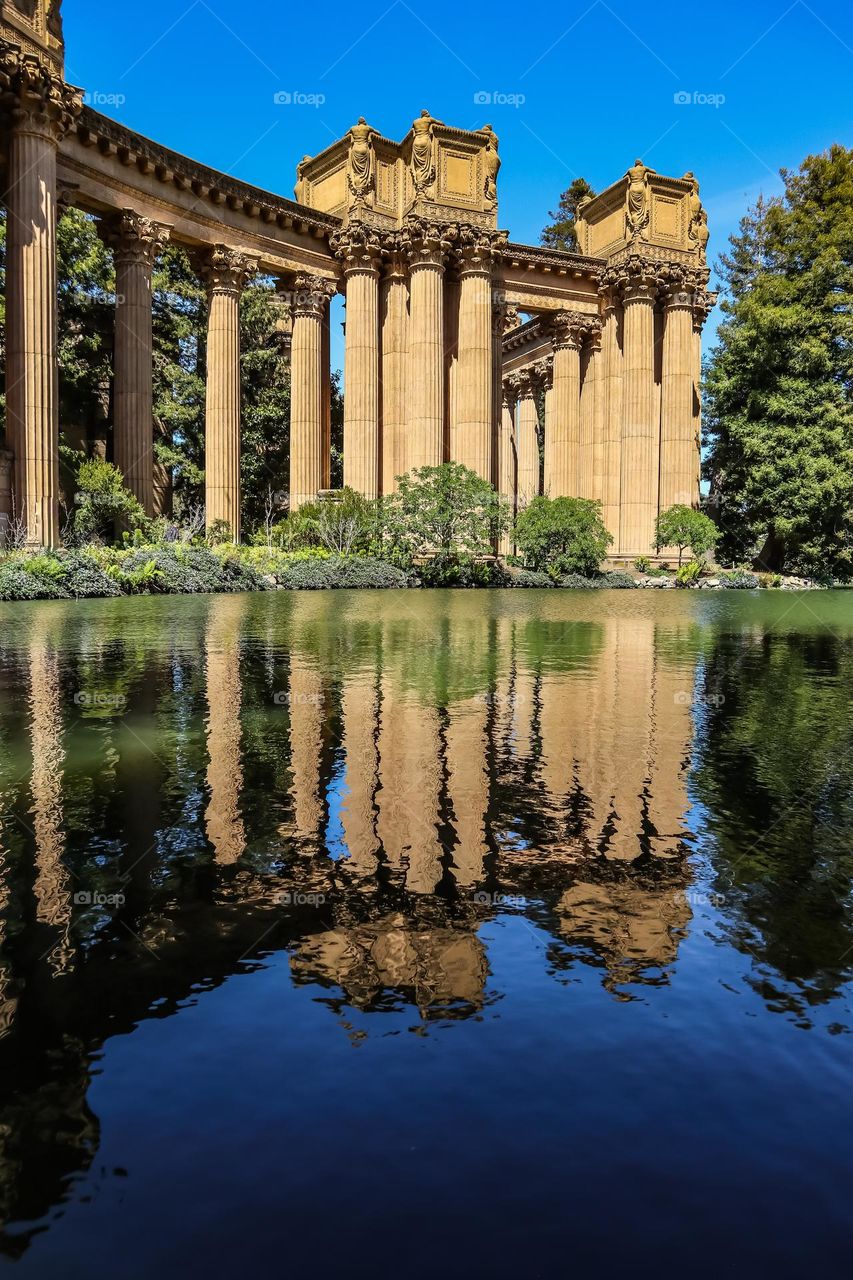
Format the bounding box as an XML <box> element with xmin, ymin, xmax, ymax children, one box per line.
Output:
<box><xmin>497</xmin><ymin>267</ymin><xmax>707</xmax><ymax>558</ymax></box>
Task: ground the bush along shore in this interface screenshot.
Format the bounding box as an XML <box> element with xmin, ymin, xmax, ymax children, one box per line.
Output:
<box><xmin>0</xmin><ymin>462</ymin><xmax>840</xmax><ymax>603</ymax></box>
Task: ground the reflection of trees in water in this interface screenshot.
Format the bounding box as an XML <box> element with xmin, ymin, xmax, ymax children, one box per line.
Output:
<box><xmin>3</xmin><ymin>592</ymin><xmax>848</xmax><ymax>1246</ymax></box>
<box><xmin>692</xmin><ymin>629</ymin><xmax>853</xmax><ymax>1023</ymax></box>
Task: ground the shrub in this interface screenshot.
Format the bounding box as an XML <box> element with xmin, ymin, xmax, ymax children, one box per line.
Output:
<box><xmin>655</xmin><ymin>505</ymin><xmax>719</xmax><ymax>568</ymax></box>
<box><xmin>0</xmin><ymin>563</ymin><xmax>65</xmax><ymax>601</ymax></box>
<box><xmin>510</xmin><ymin>568</ymin><xmax>554</xmax><ymax>589</ymax></box>
<box><xmin>676</xmin><ymin>559</ymin><xmax>704</xmax><ymax>587</ymax></box>
<box><xmin>634</xmin><ymin>555</ymin><xmax>653</xmax><ymax>573</ymax></box>
<box><xmin>415</xmin><ymin>554</ymin><xmax>509</xmax><ymax>588</ymax></box>
<box><xmin>722</xmin><ymin>570</ymin><xmax>760</xmax><ymax>589</ymax></box>
<box><xmin>601</xmin><ymin>571</ymin><xmax>638</xmax><ymax>589</ymax></box>
<box><xmin>59</xmin><ymin>551</ymin><xmax>121</xmax><ymax>598</ymax></box>
<box><xmin>383</xmin><ymin>463</ymin><xmax>508</xmax><ymax>560</ymax></box>
<box><xmin>560</xmin><ymin>571</ymin><xmax>637</xmax><ymax>590</ymax></box>
<box><xmin>277</xmin><ymin>555</ymin><xmax>407</xmax><ymax>591</ymax></box>
<box><xmin>515</xmin><ymin>496</ymin><xmax>612</xmax><ymax>577</ymax></box>
<box><xmin>73</xmin><ymin>458</ymin><xmax>150</xmax><ymax>542</ymax></box>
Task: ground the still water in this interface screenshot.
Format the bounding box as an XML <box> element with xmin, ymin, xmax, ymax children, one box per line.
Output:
<box><xmin>0</xmin><ymin>588</ymin><xmax>851</xmax><ymax>1277</ymax></box>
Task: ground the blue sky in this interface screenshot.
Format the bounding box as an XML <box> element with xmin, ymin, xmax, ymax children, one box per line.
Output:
<box><xmin>64</xmin><ymin>0</ymin><xmax>853</xmax><ymax>365</ymax></box>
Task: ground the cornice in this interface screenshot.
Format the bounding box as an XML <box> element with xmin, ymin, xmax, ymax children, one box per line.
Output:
<box><xmin>71</xmin><ymin>107</ymin><xmax>343</xmax><ymax>240</ymax></box>
<box><xmin>501</xmin><ymin>240</ymin><xmax>605</xmax><ymax>277</ymax></box>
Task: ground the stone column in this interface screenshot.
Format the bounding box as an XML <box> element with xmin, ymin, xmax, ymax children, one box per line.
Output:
<box><xmin>405</xmin><ymin>223</ymin><xmax>447</xmax><ymax>470</ymax></box>
<box><xmin>289</xmin><ymin>274</ymin><xmax>332</xmax><ymax>512</ymax></box>
<box><xmin>619</xmin><ymin>266</ymin><xmax>659</xmax><ymax>558</ymax></box>
<box><xmin>334</xmin><ymin>224</ymin><xmax>381</xmax><ymax>498</ymax></box>
<box><xmin>490</xmin><ymin>302</ymin><xmax>506</xmax><ymax>491</ymax></box>
<box><xmin>380</xmin><ymin>245</ymin><xmax>409</xmax><ymax>493</ymax></box>
<box><xmin>579</xmin><ymin>330</ymin><xmax>603</xmax><ymax>502</ymax></box>
<box><xmin>601</xmin><ymin>291</ymin><xmax>624</xmax><ymax>551</ymax></box>
<box><xmin>660</xmin><ymin>283</ymin><xmax>698</xmax><ymax>512</ymax></box>
<box><xmin>545</xmin><ymin>313</ymin><xmax>582</xmax><ymax>498</ymax></box>
<box><xmin>108</xmin><ymin>211</ymin><xmax>170</xmax><ymax>516</ymax></box>
<box><xmin>516</xmin><ymin>370</ymin><xmax>541</xmax><ymax>509</ymax></box>
<box><xmin>202</xmin><ymin>246</ymin><xmax>253</xmax><ymax>541</ymax></box>
<box><xmin>4</xmin><ymin>53</ymin><xmax>81</xmax><ymax>546</ymax></box>
<box><xmin>453</xmin><ymin>232</ymin><xmax>495</xmax><ymax>481</ymax></box>
<box><xmin>498</xmin><ymin>377</ymin><xmax>518</xmax><ymax>555</ymax></box>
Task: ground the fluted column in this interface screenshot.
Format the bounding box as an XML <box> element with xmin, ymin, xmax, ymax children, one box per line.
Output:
<box><xmin>499</xmin><ymin>377</ymin><xmax>518</xmax><ymax>555</ymax></box>
<box><xmin>619</xmin><ymin>268</ymin><xmax>659</xmax><ymax>558</ymax></box>
<box><xmin>4</xmin><ymin>54</ymin><xmax>81</xmax><ymax>546</ymax></box>
<box><xmin>545</xmin><ymin>312</ymin><xmax>583</xmax><ymax>498</ymax></box>
<box><xmin>108</xmin><ymin>211</ymin><xmax>170</xmax><ymax>516</ymax></box>
<box><xmin>660</xmin><ymin>284</ymin><xmax>698</xmax><ymax>512</ymax></box>
<box><xmin>405</xmin><ymin>223</ymin><xmax>447</xmax><ymax>470</ymax></box>
<box><xmin>202</xmin><ymin>246</ymin><xmax>253</xmax><ymax>541</ymax></box>
<box><xmin>516</xmin><ymin>370</ymin><xmax>541</xmax><ymax>509</ymax></box>
<box><xmin>380</xmin><ymin>246</ymin><xmax>409</xmax><ymax>493</ymax></box>
<box><xmin>453</xmin><ymin>233</ymin><xmax>495</xmax><ymax>480</ymax></box>
<box><xmin>289</xmin><ymin>274</ymin><xmax>332</xmax><ymax>511</ymax></box>
<box><xmin>601</xmin><ymin>292</ymin><xmax>624</xmax><ymax>550</ymax></box>
<box><xmin>334</xmin><ymin>224</ymin><xmax>381</xmax><ymax>498</ymax></box>
<box><xmin>579</xmin><ymin>331</ymin><xmax>604</xmax><ymax>502</ymax></box>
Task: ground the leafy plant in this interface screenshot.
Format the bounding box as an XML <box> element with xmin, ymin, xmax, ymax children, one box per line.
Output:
<box><xmin>515</xmin><ymin>496</ymin><xmax>612</xmax><ymax>577</ymax></box>
<box><xmin>383</xmin><ymin>463</ymin><xmax>507</xmax><ymax>561</ymax></box>
<box><xmin>655</xmin><ymin>505</ymin><xmax>720</xmax><ymax>568</ymax></box>
<box><xmin>676</xmin><ymin>559</ymin><xmax>704</xmax><ymax>587</ymax></box>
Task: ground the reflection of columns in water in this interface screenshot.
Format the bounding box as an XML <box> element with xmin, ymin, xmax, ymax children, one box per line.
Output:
<box><xmin>204</xmin><ymin>594</ymin><xmax>247</xmax><ymax>865</ymax></box>
<box><xmin>28</xmin><ymin>616</ymin><xmax>71</xmax><ymax>970</ymax></box>
<box><xmin>646</xmin><ymin>632</ymin><xmax>694</xmax><ymax>854</ymax></box>
<box><xmin>340</xmin><ymin>674</ymin><xmax>380</xmax><ymax>875</ymax></box>
<box><xmin>446</xmin><ymin>697</ymin><xmax>490</xmax><ymax>887</ymax></box>
<box><xmin>604</xmin><ymin>614</ymin><xmax>658</xmax><ymax>860</ymax></box>
<box><xmin>376</xmin><ymin>680</ymin><xmax>444</xmax><ymax>894</ymax></box>
<box><xmin>288</xmin><ymin>655</ymin><xmax>326</xmax><ymax>849</ymax></box>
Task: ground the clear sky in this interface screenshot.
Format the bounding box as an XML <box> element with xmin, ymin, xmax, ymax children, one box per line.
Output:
<box><xmin>63</xmin><ymin>0</ymin><xmax>853</xmax><ymax>367</ymax></box>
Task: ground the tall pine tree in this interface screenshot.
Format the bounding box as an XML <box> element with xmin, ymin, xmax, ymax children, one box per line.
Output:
<box><xmin>540</xmin><ymin>178</ymin><xmax>596</xmax><ymax>253</ymax></box>
<box><xmin>704</xmin><ymin>145</ymin><xmax>853</xmax><ymax>577</ymax></box>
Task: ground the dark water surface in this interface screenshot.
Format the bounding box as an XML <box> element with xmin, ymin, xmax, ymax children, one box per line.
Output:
<box><xmin>0</xmin><ymin>588</ymin><xmax>851</xmax><ymax>1278</ymax></box>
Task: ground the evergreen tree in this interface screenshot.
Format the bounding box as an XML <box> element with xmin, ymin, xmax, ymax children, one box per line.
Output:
<box><xmin>540</xmin><ymin>178</ymin><xmax>596</xmax><ymax>253</ymax></box>
<box><xmin>704</xmin><ymin>145</ymin><xmax>853</xmax><ymax>577</ymax></box>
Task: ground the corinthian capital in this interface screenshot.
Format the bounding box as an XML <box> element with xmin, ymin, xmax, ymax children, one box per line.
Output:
<box><xmin>107</xmin><ymin>209</ymin><xmax>171</xmax><ymax>269</ymax></box>
<box><xmin>288</xmin><ymin>272</ymin><xmax>337</xmax><ymax>319</ymax></box>
<box><xmin>454</xmin><ymin>224</ymin><xmax>505</xmax><ymax>275</ymax></box>
<box><xmin>329</xmin><ymin>220</ymin><xmax>382</xmax><ymax>274</ymax></box>
<box><xmin>548</xmin><ymin>309</ymin><xmax>599</xmax><ymax>350</ymax></box>
<box><xmin>201</xmin><ymin>245</ymin><xmax>256</xmax><ymax>296</ymax></box>
<box><xmin>400</xmin><ymin>216</ymin><xmax>455</xmax><ymax>269</ymax></box>
<box><xmin>0</xmin><ymin>45</ymin><xmax>82</xmax><ymax>139</ymax></box>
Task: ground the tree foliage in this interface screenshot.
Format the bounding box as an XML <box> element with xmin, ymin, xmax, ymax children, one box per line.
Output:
<box><xmin>514</xmin><ymin>495</ymin><xmax>612</xmax><ymax>577</ymax></box>
<box><xmin>540</xmin><ymin>178</ymin><xmax>596</xmax><ymax>253</ymax></box>
<box><xmin>383</xmin><ymin>463</ymin><xmax>507</xmax><ymax>560</ymax></box>
<box><xmin>704</xmin><ymin>145</ymin><xmax>853</xmax><ymax>577</ymax></box>
<box><xmin>655</xmin><ymin>504</ymin><xmax>719</xmax><ymax>566</ymax></box>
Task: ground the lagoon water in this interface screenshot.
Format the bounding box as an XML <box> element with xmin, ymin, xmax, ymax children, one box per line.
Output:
<box><xmin>0</xmin><ymin>588</ymin><xmax>851</xmax><ymax>1277</ymax></box>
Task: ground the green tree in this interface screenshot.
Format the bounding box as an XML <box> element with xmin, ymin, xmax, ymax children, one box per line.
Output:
<box><xmin>655</xmin><ymin>504</ymin><xmax>719</xmax><ymax>567</ymax></box>
<box><xmin>514</xmin><ymin>495</ymin><xmax>612</xmax><ymax>576</ymax></box>
<box><xmin>704</xmin><ymin>145</ymin><xmax>853</xmax><ymax>577</ymax></box>
<box><xmin>540</xmin><ymin>178</ymin><xmax>596</xmax><ymax>253</ymax></box>
<box><xmin>384</xmin><ymin>463</ymin><xmax>507</xmax><ymax>560</ymax></box>
<box><xmin>72</xmin><ymin>458</ymin><xmax>149</xmax><ymax>542</ymax></box>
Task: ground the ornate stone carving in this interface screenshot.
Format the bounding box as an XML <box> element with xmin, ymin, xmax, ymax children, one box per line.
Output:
<box><xmin>454</xmin><ymin>223</ymin><xmax>504</xmax><ymax>275</ymax></box>
<box><xmin>692</xmin><ymin>288</ymin><xmax>717</xmax><ymax>333</ymax></box>
<box><xmin>330</xmin><ymin>219</ymin><xmax>382</xmax><ymax>274</ymax></box>
<box><xmin>400</xmin><ymin>214</ymin><xmax>455</xmax><ymax>268</ymax></box>
<box><xmin>548</xmin><ymin>309</ymin><xmax>600</xmax><ymax>350</ymax></box>
<box><xmin>502</xmin><ymin>373</ymin><xmax>521</xmax><ymax>407</ymax></box>
<box><xmin>0</xmin><ymin>43</ymin><xmax>82</xmax><ymax>138</ymax></box>
<box><xmin>47</xmin><ymin>0</ymin><xmax>62</xmax><ymax>40</ymax></box>
<box><xmin>290</xmin><ymin>272</ymin><xmax>336</xmax><ymax>319</ymax></box>
<box><xmin>411</xmin><ymin>109</ymin><xmax>436</xmax><ymax>196</ymax></box>
<box><xmin>294</xmin><ymin>155</ymin><xmax>311</xmax><ymax>205</ymax></box>
<box><xmin>482</xmin><ymin>123</ymin><xmax>501</xmax><ymax>210</ymax></box>
<box><xmin>625</xmin><ymin>158</ymin><xmax>651</xmax><ymax>241</ymax></box>
<box><xmin>107</xmin><ymin>208</ymin><xmax>170</xmax><ymax>269</ymax></box>
<box><xmin>685</xmin><ymin>172</ymin><xmax>709</xmax><ymax>261</ymax></box>
<box><xmin>201</xmin><ymin>245</ymin><xmax>255</xmax><ymax>297</ymax></box>
<box><xmin>347</xmin><ymin>117</ymin><xmax>375</xmax><ymax>201</ymax></box>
